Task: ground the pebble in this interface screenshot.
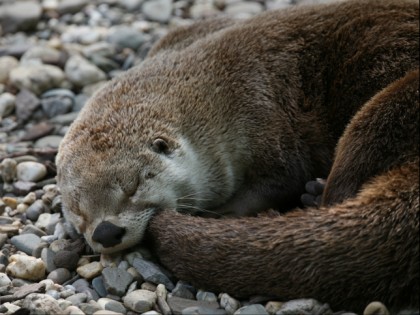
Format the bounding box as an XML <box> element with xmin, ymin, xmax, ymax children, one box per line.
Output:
<box><xmin>14</xmin><ymin>89</ymin><xmax>41</xmax><ymax>121</ymax></box>
<box><xmin>26</xmin><ymin>200</ymin><xmax>46</xmax><ymax>221</ymax></box>
<box><xmin>143</xmin><ymin>0</ymin><xmax>173</xmax><ymax>23</ymax></box>
<box><xmin>6</xmin><ymin>254</ymin><xmax>46</xmax><ymax>281</ymax></box>
<box><xmin>54</xmin><ymin>250</ymin><xmax>80</xmax><ymax>271</ymax></box>
<box><xmin>97</xmin><ymin>298</ymin><xmax>128</xmax><ymax>314</ymax></box>
<box><xmin>77</xmin><ymin>261</ymin><xmax>104</xmax><ymax>279</ymax></box>
<box><xmin>65</xmin><ymin>55</ymin><xmax>107</xmax><ymax>87</ymax></box>
<box><xmin>10</xmin><ymin>233</ymin><xmax>42</xmax><ymax>255</ymax></box>
<box><xmin>21</xmin><ymin>46</ymin><xmax>64</xmax><ymax>66</ymax></box>
<box><xmin>34</xmin><ymin>135</ymin><xmax>64</xmax><ymax>148</ymax></box>
<box><xmin>66</xmin><ymin>292</ymin><xmax>89</xmax><ymax>306</ymax></box>
<box><xmin>10</xmin><ymin>64</ymin><xmax>66</xmax><ymax>95</ymax></box>
<box><xmin>0</xmin><ymin>92</ymin><xmax>16</xmax><ymax>118</ymax></box>
<box><xmin>182</xmin><ymin>306</ymin><xmax>227</xmax><ymax>315</ymax></box>
<box><xmin>16</xmin><ymin>161</ymin><xmax>47</xmax><ymax>182</ymax></box>
<box><xmin>22</xmin><ymin>293</ymin><xmax>63</xmax><ymax>314</ymax></box>
<box><xmin>234</xmin><ymin>304</ymin><xmax>269</xmax><ymax>315</ymax></box>
<box><xmin>363</xmin><ymin>301</ymin><xmax>390</xmax><ymax>315</ymax></box>
<box><xmin>197</xmin><ymin>290</ymin><xmax>218</xmax><ymax>302</ymax></box>
<box><xmin>92</xmin><ymin>276</ymin><xmax>108</xmax><ymax>297</ymax></box>
<box><xmin>220</xmin><ymin>293</ymin><xmax>241</xmax><ymax>314</ymax></box>
<box><xmin>107</xmin><ymin>26</ymin><xmax>148</xmax><ymax>50</ymax></box>
<box><xmin>0</xmin><ymin>1</ymin><xmax>43</xmax><ymax>34</ymax></box>
<box><xmin>167</xmin><ymin>296</ymin><xmax>221</xmax><ymax>315</ymax></box>
<box><xmin>172</xmin><ymin>281</ymin><xmax>196</xmax><ymax>300</ymax></box>
<box><xmin>123</xmin><ymin>289</ymin><xmax>157</xmax><ymax>313</ymax></box>
<box><xmin>0</xmin><ymin>56</ymin><xmax>19</xmax><ymax>84</ymax></box>
<box><xmin>0</xmin><ymin>272</ymin><xmax>12</xmax><ymax>286</ymax></box>
<box><xmin>79</xmin><ymin>302</ymin><xmax>103</xmax><ymax>315</ymax></box>
<box><xmin>264</xmin><ymin>301</ymin><xmax>283</xmax><ymax>314</ymax></box>
<box><xmin>64</xmin><ymin>305</ymin><xmax>86</xmax><ymax>315</ymax></box>
<box><xmin>47</xmin><ymin>267</ymin><xmax>72</xmax><ymax>284</ymax></box>
<box><xmin>276</xmin><ymin>299</ymin><xmax>332</xmax><ymax>315</ymax></box>
<box><xmin>0</xmin><ymin>158</ymin><xmax>17</xmax><ymax>183</ymax></box>
<box><xmin>102</xmin><ymin>266</ymin><xmax>134</xmax><ymax>296</ymax></box>
<box><xmin>41</xmin><ymin>91</ymin><xmax>75</xmax><ymax>118</ymax></box>
<box><xmin>132</xmin><ymin>257</ymin><xmax>175</xmax><ymax>290</ymax></box>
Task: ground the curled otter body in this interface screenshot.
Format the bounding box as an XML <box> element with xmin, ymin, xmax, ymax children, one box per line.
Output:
<box><xmin>57</xmin><ymin>0</ymin><xmax>419</xmax><ymax>311</ymax></box>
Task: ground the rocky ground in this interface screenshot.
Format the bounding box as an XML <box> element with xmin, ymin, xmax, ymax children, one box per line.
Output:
<box><xmin>0</xmin><ymin>0</ymin><xmax>398</xmax><ymax>314</ymax></box>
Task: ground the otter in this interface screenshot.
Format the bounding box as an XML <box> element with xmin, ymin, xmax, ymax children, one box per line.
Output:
<box><xmin>56</xmin><ymin>0</ymin><xmax>419</xmax><ymax>312</ymax></box>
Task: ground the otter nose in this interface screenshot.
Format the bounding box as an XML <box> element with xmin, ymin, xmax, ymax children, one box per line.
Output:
<box><xmin>92</xmin><ymin>221</ymin><xmax>126</xmax><ymax>248</ymax></box>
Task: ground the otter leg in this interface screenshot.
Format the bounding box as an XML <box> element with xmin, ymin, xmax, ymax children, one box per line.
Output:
<box><xmin>301</xmin><ymin>178</ymin><xmax>326</xmax><ymax>208</ymax></box>
<box><xmin>322</xmin><ymin>69</ymin><xmax>419</xmax><ymax>206</ymax></box>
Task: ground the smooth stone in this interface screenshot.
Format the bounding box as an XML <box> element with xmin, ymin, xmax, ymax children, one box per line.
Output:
<box><xmin>0</xmin><ymin>56</ymin><xmax>19</xmax><ymax>84</ymax></box>
<box><xmin>66</xmin><ymin>292</ymin><xmax>88</xmax><ymax>306</ymax></box>
<box><xmin>57</xmin><ymin>0</ymin><xmax>89</xmax><ymax>14</ymax></box>
<box><xmin>10</xmin><ymin>233</ymin><xmax>42</xmax><ymax>255</ymax></box>
<box><xmin>0</xmin><ymin>272</ymin><xmax>11</xmax><ymax>286</ymax></box>
<box><xmin>77</xmin><ymin>261</ymin><xmax>103</xmax><ymax>279</ymax></box>
<box><xmin>97</xmin><ymin>298</ymin><xmax>127</xmax><ymax>314</ymax></box>
<box><xmin>0</xmin><ymin>158</ymin><xmax>17</xmax><ymax>182</ymax></box>
<box><xmin>64</xmin><ymin>305</ymin><xmax>85</xmax><ymax>315</ymax></box>
<box><xmin>54</xmin><ymin>250</ymin><xmax>80</xmax><ymax>271</ymax></box>
<box><xmin>0</xmin><ymin>92</ymin><xmax>16</xmax><ymax>117</ymax></box>
<box><xmin>107</xmin><ymin>26</ymin><xmax>147</xmax><ymax>50</ymax></box>
<box><xmin>13</xmin><ymin>180</ymin><xmax>37</xmax><ymax>196</ymax></box>
<box><xmin>182</xmin><ymin>306</ymin><xmax>227</xmax><ymax>315</ymax></box>
<box><xmin>23</xmin><ymin>293</ymin><xmax>62</xmax><ymax>314</ymax></box>
<box><xmin>363</xmin><ymin>301</ymin><xmax>390</xmax><ymax>315</ymax></box>
<box><xmin>123</xmin><ymin>289</ymin><xmax>157</xmax><ymax>313</ymax></box>
<box><xmin>41</xmin><ymin>93</ymin><xmax>74</xmax><ymax>118</ymax></box>
<box><xmin>276</xmin><ymin>299</ymin><xmax>332</xmax><ymax>315</ymax></box>
<box><xmin>72</xmin><ymin>278</ymin><xmax>90</xmax><ymax>292</ymax></box>
<box><xmin>102</xmin><ymin>267</ymin><xmax>134</xmax><ymax>297</ymax></box>
<box><xmin>16</xmin><ymin>161</ymin><xmax>47</xmax><ymax>182</ymax></box>
<box><xmin>6</xmin><ymin>254</ymin><xmax>46</xmax><ymax>281</ymax></box>
<box><xmin>46</xmin><ymin>289</ymin><xmax>61</xmax><ymax>300</ymax></box>
<box><xmin>34</xmin><ymin>135</ymin><xmax>63</xmax><ymax>149</ymax></box>
<box><xmin>220</xmin><ymin>293</ymin><xmax>241</xmax><ymax>314</ymax></box>
<box><xmin>79</xmin><ymin>302</ymin><xmax>102</xmax><ymax>315</ymax></box>
<box><xmin>0</xmin><ymin>1</ymin><xmax>42</xmax><ymax>33</ymax></box>
<box><xmin>92</xmin><ymin>276</ymin><xmax>107</xmax><ymax>298</ymax></box>
<box><xmin>10</xmin><ymin>64</ymin><xmax>65</xmax><ymax>95</ymax></box>
<box><xmin>21</xmin><ymin>46</ymin><xmax>63</xmax><ymax>66</ymax></box>
<box><xmin>41</xmin><ymin>248</ymin><xmax>57</xmax><ymax>273</ymax></box>
<box><xmin>26</xmin><ymin>200</ymin><xmax>46</xmax><ymax>221</ymax></box>
<box><xmin>93</xmin><ymin>311</ymin><xmax>124</xmax><ymax>315</ymax></box>
<box><xmin>15</xmin><ymin>89</ymin><xmax>41</xmax><ymax>121</ymax></box>
<box><xmin>65</xmin><ymin>55</ymin><xmax>107</xmax><ymax>87</ymax></box>
<box><xmin>234</xmin><ymin>304</ymin><xmax>268</xmax><ymax>315</ymax></box>
<box><xmin>265</xmin><ymin>301</ymin><xmax>283</xmax><ymax>315</ymax></box>
<box><xmin>0</xmin><ymin>234</ymin><xmax>7</xmax><ymax>249</ymax></box>
<box><xmin>142</xmin><ymin>0</ymin><xmax>173</xmax><ymax>23</ymax></box>
<box><xmin>120</xmin><ymin>0</ymin><xmax>143</xmax><ymax>10</ymax></box>
<box><xmin>171</xmin><ymin>281</ymin><xmax>196</xmax><ymax>300</ymax></box>
<box><xmin>50</xmin><ymin>111</ymin><xmax>80</xmax><ymax>125</ymax></box>
<box><xmin>167</xmin><ymin>296</ymin><xmax>221</xmax><ymax>315</ymax></box>
<box><xmin>36</xmin><ymin>213</ymin><xmax>61</xmax><ymax>231</ymax></box>
<box><xmin>47</xmin><ymin>267</ymin><xmax>72</xmax><ymax>284</ymax></box>
<box><xmin>132</xmin><ymin>258</ymin><xmax>174</xmax><ymax>290</ymax></box>
<box><xmin>196</xmin><ymin>290</ymin><xmax>217</xmax><ymax>302</ymax></box>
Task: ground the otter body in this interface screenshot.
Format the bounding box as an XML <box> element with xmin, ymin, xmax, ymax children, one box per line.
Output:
<box><xmin>57</xmin><ymin>0</ymin><xmax>419</xmax><ymax>311</ymax></box>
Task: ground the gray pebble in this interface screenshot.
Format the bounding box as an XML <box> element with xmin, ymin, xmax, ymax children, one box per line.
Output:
<box><xmin>182</xmin><ymin>306</ymin><xmax>227</xmax><ymax>315</ymax></box>
<box><xmin>234</xmin><ymin>304</ymin><xmax>268</xmax><ymax>315</ymax></box>
<box><xmin>172</xmin><ymin>281</ymin><xmax>196</xmax><ymax>300</ymax></box>
<box><xmin>47</xmin><ymin>267</ymin><xmax>72</xmax><ymax>284</ymax></box>
<box><xmin>0</xmin><ymin>158</ymin><xmax>17</xmax><ymax>183</ymax></box>
<box><xmin>66</xmin><ymin>292</ymin><xmax>88</xmax><ymax>306</ymax></box>
<box><xmin>54</xmin><ymin>250</ymin><xmax>80</xmax><ymax>271</ymax></box>
<box><xmin>92</xmin><ymin>276</ymin><xmax>108</xmax><ymax>298</ymax></box>
<box><xmin>65</xmin><ymin>55</ymin><xmax>107</xmax><ymax>87</ymax></box>
<box><xmin>220</xmin><ymin>293</ymin><xmax>241</xmax><ymax>314</ymax></box>
<box><xmin>16</xmin><ymin>161</ymin><xmax>47</xmax><ymax>182</ymax></box>
<box><xmin>142</xmin><ymin>0</ymin><xmax>173</xmax><ymax>23</ymax></box>
<box><xmin>15</xmin><ymin>89</ymin><xmax>40</xmax><ymax>122</ymax></box>
<box><xmin>107</xmin><ymin>26</ymin><xmax>147</xmax><ymax>50</ymax></box>
<box><xmin>0</xmin><ymin>1</ymin><xmax>42</xmax><ymax>34</ymax></box>
<box><xmin>22</xmin><ymin>293</ymin><xmax>62</xmax><ymax>314</ymax></box>
<box><xmin>0</xmin><ymin>272</ymin><xmax>12</xmax><ymax>286</ymax></box>
<box><xmin>102</xmin><ymin>266</ymin><xmax>134</xmax><ymax>297</ymax></box>
<box><xmin>73</xmin><ymin>278</ymin><xmax>90</xmax><ymax>292</ymax></box>
<box><xmin>276</xmin><ymin>299</ymin><xmax>332</xmax><ymax>315</ymax></box>
<box><xmin>26</xmin><ymin>200</ymin><xmax>45</xmax><ymax>221</ymax></box>
<box><xmin>13</xmin><ymin>181</ymin><xmax>37</xmax><ymax>195</ymax></box>
<box><xmin>32</xmin><ymin>242</ymin><xmax>49</xmax><ymax>258</ymax></box>
<box><xmin>0</xmin><ymin>92</ymin><xmax>16</xmax><ymax>118</ymax></box>
<box><xmin>79</xmin><ymin>302</ymin><xmax>102</xmax><ymax>315</ymax></box>
<box><xmin>34</xmin><ymin>135</ymin><xmax>63</xmax><ymax>149</ymax></box>
<box><xmin>10</xmin><ymin>233</ymin><xmax>42</xmax><ymax>255</ymax></box>
<box><xmin>196</xmin><ymin>290</ymin><xmax>217</xmax><ymax>302</ymax></box>
<box><xmin>98</xmin><ymin>297</ymin><xmax>127</xmax><ymax>314</ymax></box>
<box><xmin>41</xmin><ymin>93</ymin><xmax>74</xmax><ymax>118</ymax></box>
<box><xmin>133</xmin><ymin>258</ymin><xmax>174</xmax><ymax>291</ymax></box>
<box><xmin>46</xmin><ymin>289</ymin><xmax>61</xmax><ymax>300</ymax></box>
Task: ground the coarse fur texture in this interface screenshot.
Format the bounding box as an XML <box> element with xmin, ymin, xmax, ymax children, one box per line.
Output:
<box><xmin>56</xmin><ymin>0</ymin><xmax>419</xmax><ymax>311</ymax></box>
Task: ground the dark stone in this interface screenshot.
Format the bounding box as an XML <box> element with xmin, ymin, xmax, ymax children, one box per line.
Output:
<box><xmin>133</xmin><ymin>258</ymin><xmax>175</xmax><ymax>291</ymax></box>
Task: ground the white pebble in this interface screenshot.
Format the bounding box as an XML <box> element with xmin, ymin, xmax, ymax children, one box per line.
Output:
<box><xmin>16</xmin><ymin>161</ymin><xmax>47</xmax><ymax>182</ymax></box>
<box><xmin>6</xmin><ymin>254</ymin><xmax>46</xmax><ymax>281</ymax></box>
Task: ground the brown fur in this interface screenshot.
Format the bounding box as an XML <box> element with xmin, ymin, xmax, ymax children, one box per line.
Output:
<box><xmin>56</xmin><ymin>0</ymin><xmax>419</xmax><ymax>311</ymax></box>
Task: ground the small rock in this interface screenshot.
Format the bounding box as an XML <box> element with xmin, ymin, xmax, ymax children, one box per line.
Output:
<box><xmin>133</xmin><ymin>258</ymin><xmax>174</xmax><ymax>290</ymax></box>
<box><xmin>225</xmin><ymin>1</ymin><xmax>264</xmax><ymax>16</ymax></box>
<box><xmin>64</xmin><ymin>305</ymin><xmax>85</xmax><ymax>315</ymax></box>
<box><xmin>0</xmin><ymin>272</ymin><xmax>12</xmax><ymax>286</ymax></box>
<box><xmin>15</xmin><ymin>89</ymin><xmax>41</xmax><ymax>121</ymax></box>
<box><xmin>65</xmin><ymin>55</ymin><xmax>107</xmax><ymax>87</ymax></box>
<box><xmin>123</xmin><ymin>289</ymin><xmax>157</xmax><ymax>313</ymax></box>
<box><xmin>10</xmin><ymin>233</ymin><xmax>42</xmax><ymax>255</ymax></box>
<box><xmin>21</xmin><ymin>225</ymin><xmax>47</xmax><ymax>238</ymax></box>
<box><xmin>13</xmin><ymin>181</ymin><xmax>38</xmax><ymax>196</ymax></box>
<box><xmin>363</xmin><ymin>301</ymin><xmax>390</xmax><ymax>315</ymax></box>
<box><xmin>92</xmin><ymin>276</ymin><xmax>107</xmax><ymax>298</ymax></box>
<box><xmin>57</xmin><ymin>0</ymin><xmax>89</xmax><ymax>14</ymax></box>
<box><xmin>0</xmin><ymin>92</ymin><xmax>16</xmax><ymax>117</ymax></box>
<box><xmin>196</xmin><ymin>290</ymin><xmax>217</xmax><ymax>302</ymax></box>
<box><xmin>79</xmin><ymin>302</ymin><xmax>102</xmax><ymax>315</ymax></box>
<box><xmin>36</xmin><ymin>213</ymin><xmax>61</xmax><ymax>231</ymax></box>
<box><xmin>6</xmin><ymin>254</ymin><xmax>46</xmax><ymax>281</ymax></box>
<box><xmin>172</xmin><ymin>281</ymin><xmax>196</xmax><ymax>300</ymax></box>
<box><xmin>234</xmin><ymin>304</ymin><xmax>268</xmax><ymax>315</ymax></box>
<box><xmin>167</xmin><ymin>296</ymin><xmax>221</xmax><ymax>315</ymax></box>
<box><xmin>102</xmin><ymin>267</ymin><xmax>134</xmax><ymax>297</ymax></box>
<box><xmin>182</xmin><ymin>306</ymin><xmax>227</xmax><ymax>315</ymax></box>
<box><xmin>16</xmin><ymin>161</ymin><xmax>47</xmax><ymax>182</ymax></box>
<box><xmin>10</xmin><ymin>64</ymin><xmax>66</xmax><ymax>95</ymax></box>
<box><xmin>276</xmin><ymin>299</ymin><xmax>332</xmax><ymax>315</ymax></box>
<box><xmin>142</xmin><ymin>0</ymin><xmax>173</xmax><ymax>23</ymax></box>
<box><xmin>23</xmin><ymin>293</ymin><xmax>62</xmax><ymax>314</ymax></box>
<box><xmin>26</xmin><ymin>200</ymin><xmax>46</xmax><ymax>221</ymax></box>
<box><xmin>54</xmin><ymin>250</ymin><xmax>80</xmax><ymax>271</ymax></box>
<box><xmin>66</xmin><ymin>292</ymin><xmax>88</xmax><ymax>306</ymax></box>
<box><xmin>2</xmin><ymin>196</ymin><xmax>18</xmax><ymax>209</ymax></box>
<box><xmin>13</xmin><ymin>282</ymin><xmax>46</xmax><ymax>299</ymax></box>
<box><xmin>0</xmin><ymin>158</ymin><xmax>17</xmax><ymax>182</ymax></box>
<box><xmin>107</xmin><ymin>26</ymin><xmax>147</xmax><ymax>50</ymax></box>
<box><xmin>47</xmin><ymin>267</ymin><xmax>72</xmax><ymax>284</ymax></box>
<box><xmin>97</xmin><ymin>298</ymin><xmax>127</xmax><ymax>314</ymax></box>
<box><xmin>77</xmin><ymin>261</ymin><xmax>103</xmax><ymax>279</ymax></box>
<box><xmin>220</xmin><ymin>293</ymin><xmax>241</xmax><ymax>314</ymax></box>
<box><xmin>41</xmin><ymin>93</ymin><xmax>74</xmax><ymax>118</ymax></box>
<box><xmin>265</xmin><ymin>301</ymin><xmax>283</xmax><ymax>315</ymax></box>
<box><xmin>0</xmin><ymin>56</ymin><xmax>19</xmax><ymax>84</ymax></box>
<box><xmin>21</xmin><ymin>122</ymin><xmax>55</xmax><ymax>141</ymax></box>
<box><xmin>21</xmin><ymin>46</ymin><xmax>64</xmax><ymax>66</ymax></box>
<box><xmin>41</xmin><ymin>248</ymin><xmax>57</xmax><ymax>273</ymax></box>
<box><xmin>0</xmin><ymin>1</ymin><xmax>42</xmax><ymax>33</ymax></box>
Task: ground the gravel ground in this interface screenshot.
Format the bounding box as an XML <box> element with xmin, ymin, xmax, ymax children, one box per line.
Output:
<box><xmin>0</xmin><ymin>0</ymin><xmax>395</xmax><ymax>314</ymax></box>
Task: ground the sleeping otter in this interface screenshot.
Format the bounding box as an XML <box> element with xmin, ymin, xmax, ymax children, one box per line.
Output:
<box><xmin>56</xmin><ymin>0</ymin><xmax>419</xmax><ymax>311</ymax></box>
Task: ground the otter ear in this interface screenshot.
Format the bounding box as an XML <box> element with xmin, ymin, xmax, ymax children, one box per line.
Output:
<box><xmin>151</xmin><ymin>137</ymin><xmax>172</xmax><ymax>155</ymax></box>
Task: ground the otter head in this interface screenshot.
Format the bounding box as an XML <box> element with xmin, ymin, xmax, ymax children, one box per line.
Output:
<box><xmin>56</xmin><ymin>77</ymin><xmax>209</xmax><ymax>254</ymax></box>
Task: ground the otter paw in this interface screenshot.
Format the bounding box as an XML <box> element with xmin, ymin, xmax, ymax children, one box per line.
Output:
<box><xmin>301</xmin><ymin>178</ymin><xmax>326</xmax><ymax>208</ymax></box>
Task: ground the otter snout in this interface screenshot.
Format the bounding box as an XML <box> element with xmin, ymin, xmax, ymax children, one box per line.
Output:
<box><xmin>92</xmin><ymin>221</ymin><xmax>126</xmax><ymax>248</ymax></box>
